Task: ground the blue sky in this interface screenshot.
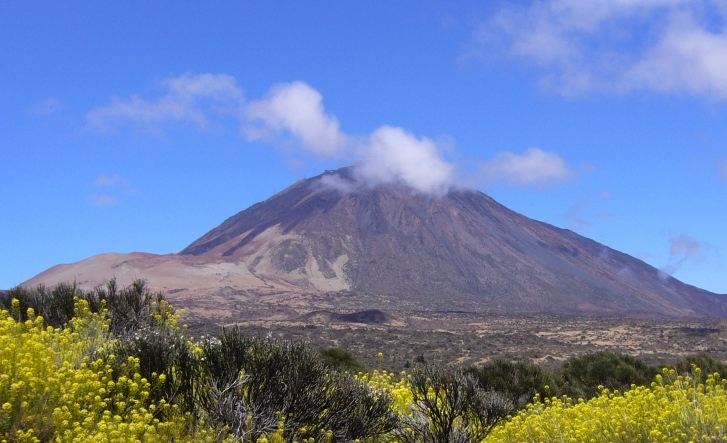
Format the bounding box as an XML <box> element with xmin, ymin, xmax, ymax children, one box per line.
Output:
<box><xmin>2</xmin><ymin>1</ymin><xmax>726</xmax><ymax>294</ymax></box>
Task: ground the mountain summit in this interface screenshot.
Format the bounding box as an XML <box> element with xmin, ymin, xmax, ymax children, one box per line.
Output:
<box><xmin>25</xmin><ymin>167</ymin><xmax>727</xmax><ymax>318</ymax></box>
<box><xmin>178</xmin><ymin>167</ymin><xmax>726</xmax><ymax>317</ymax></box>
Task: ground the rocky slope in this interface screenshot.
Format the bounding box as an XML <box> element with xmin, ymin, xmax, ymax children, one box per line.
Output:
<box><xmin>25</xmin><ymin>167</ymin><xmax>727</xmax><ymax>319</ymax></box>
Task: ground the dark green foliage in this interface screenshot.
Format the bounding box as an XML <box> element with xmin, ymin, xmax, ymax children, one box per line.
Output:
<box><xmin>555</xmin><ymin>351</ymin><xmax>658</xmax><ymax>400</ymax></box>
<box><xmin>319</xmin><ymin>347</ymin><xmax>368</xmax><ymax>374</ymax></box>
<box><xmin>1</xmin><ymin>278</ymin><xmax>166</xmax><ymax>335</ymax></box>
<box><xmin>200</xmin><ymin>328</ymin><xmax>398</xmax><ymax>442</ymax></box>
<box><xmin>110</xmin><ymin>329</ymin><xmax>201</xmax><ymax>420</ymax></box>
<box><xmin>395</xmin><ymin>364</ymin><xmax>512</xmax><ymax>443</ymax></box>
<box><xmin>673</xmin><ymin>353</ymin><xmax>727</xmax><ymax>381</ymax></box>
<box><xmin>92</xmin><ymin>278</ymin><xmax>165</xmax><ymax>336</ymax></box>
<box><xmin>1</xmin><ymin>282</ymin><xmax>83</xmax><ymax>327</ymax></box>
<box><xmin>465</xmin><ymin>359</ymin><xmax>554</xmax><ymax>409</ymax></box>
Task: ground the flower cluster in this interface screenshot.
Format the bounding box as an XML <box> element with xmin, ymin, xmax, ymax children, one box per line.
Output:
<box><xmin>484</xmin><ymin>368</ymin><xmax>727</xmax><ymax>443</ymax></box>
<box><xmin>358</xmin><ymin>370</ymin><xmax>412</xmax><ymax>415</ymax></box>
<box><xmin>0</xmin><ymin>299</ymin><xmax>219</xmax><ymax>443</ymax></box>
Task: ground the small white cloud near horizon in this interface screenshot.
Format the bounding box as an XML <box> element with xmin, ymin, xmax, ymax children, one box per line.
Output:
<box><xmin>481</xmin><ymin>147</ymin><xmax>575</xmax><ymax>187</ymax></box>
<box><xmin>86</xmin><ymin>73</ymin><xmax>245</xmax><ymax>133</ymax></box>
<box><xmin>478</xmin><ymin>0</ymin><xmax>727</xmax><ymax>99</ymax></box>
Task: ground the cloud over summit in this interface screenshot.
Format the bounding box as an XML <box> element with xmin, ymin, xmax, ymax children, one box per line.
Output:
<box><xmin>87</xmin><ymin>74</ymin><xmax>575</xmax><ymax>194</ymax></box>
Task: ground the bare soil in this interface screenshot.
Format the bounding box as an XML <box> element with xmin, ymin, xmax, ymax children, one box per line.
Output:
<box><xmin>185</xmin><ymin>306</ymin><xmax>727</xmax><ymax>373</ymax></box>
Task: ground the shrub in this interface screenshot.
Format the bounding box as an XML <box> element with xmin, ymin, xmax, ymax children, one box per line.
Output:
<box><xmin>673</xmin><ymin>353</ymin><xmax>727</xmax><ymax>381</ymax></box>
<box><xmin>0</xmin><ymin>299</ymin><xmax>219</xmax><ymax>442</ymax></box>
<box><xmin>0</xmin><ymin>283</ymin><xmax>83</xmax><ymax>328</ymax></box>
<box><xmin>319</xmin><ymin>347</ymin><xmax>368</xmax><ymax>374</ymax></box>
<box><xmin>555</xmin><ymin>351</ymin><xmax>657</xmax><ymax>400</ymax></box>
<box><xmin>484</xmin><ymin>367</ymin><xmax>727</xmax><ymax>443</ymax></box>
<box><xmin>199</xmin><ymin>328</ymin><xmax>398</xmax><ymax>442</ymax></box>
<box><xmin>394</xmin><ymin>364</ymin><xmax>512</xmax><ymax>443</ymax></box>
<box><xmin>464</xmin><ymin>359</ymin><xmax>554</xmax><ymax>411</ymax></box>
<box><xmin>1</xmin><ymin>278</ymin><xmax>172</xmax><ymax>336</ymax></box>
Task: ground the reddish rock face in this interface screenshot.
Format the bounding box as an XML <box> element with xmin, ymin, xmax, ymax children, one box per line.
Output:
<box><xmin>23</xmin><ymin>167</ymin><xmax>727</xmax><ymax>318</ymax></box>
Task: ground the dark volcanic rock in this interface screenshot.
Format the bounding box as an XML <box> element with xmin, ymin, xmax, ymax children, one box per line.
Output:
<box><xmin>180</xmin><ymin>168</ymin><xmax>727</xmax><ymax>317</ymax></box>
<box><xmin>333</xmin><ymin>309</ymin><xmax>388</xmax><ymax>324</ymax></box>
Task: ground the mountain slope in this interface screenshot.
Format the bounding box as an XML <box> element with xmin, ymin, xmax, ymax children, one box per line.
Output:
<box><xmin>178</xmin><ymin>168</ymin><xmax>727</xmax><ymax>317</ymax></box>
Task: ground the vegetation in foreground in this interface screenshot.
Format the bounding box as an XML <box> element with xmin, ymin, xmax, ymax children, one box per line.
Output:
<box><xmin>2</xmin><ymin>280</ymin><xmax>727</xmax><ymax>442</ymax></box>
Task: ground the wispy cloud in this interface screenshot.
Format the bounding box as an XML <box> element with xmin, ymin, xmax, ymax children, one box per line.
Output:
<box><xmin>659</xmin><ymin>233</ymin><xmax>710</xmax><ymax>278</ymax></box>
<box><xmin>89</xmin><ymin>194</ymin><xmax>119</xmax><ymax>207</ymax></box>
<box><xmin>95</xmin><ymin>174</ymin><xmax>128</xmax><ymax>187</ymax></box>
<box><xmin>28</xmin><ymin>97</ymin><xmax>63</xmax><ymax>116</ymax></box>
<box><xmin>86</xmin><ymin>73</ymin><xmax>245</xmax><ymax>133</ymax></box>
<box><xmin>562</xmin><ymin>189</ymin><xmax>612</xmax><ymax>231</ymax></box>
<box><xmin>476</xmin><ymin>0</ymin><xmax>727</xmax><ymax>98</ymax></box>
<box><xmin>480</xmin><ymin>147</ymin><xmax>575</xmax><ymax>187</ymax></box>
<box><xmin>89</xmin><ymin>174</ymin><xmax>139</xmax><ymax>206</ymax></box>
<box><xmin>670</xmin><ymin>233</ymin><xmax>706</xmax><ymax>262</ymax></box>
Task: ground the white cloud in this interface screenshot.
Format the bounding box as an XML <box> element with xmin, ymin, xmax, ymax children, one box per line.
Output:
<box><xmin>245</xmin><ymin>81</ymin><xmax>350</xmax><ymax>157</ymax></box>
<box><xmin>481</xmin><ymin>147</ymin><xmax>575</xmax><ymax>187</ymax></box>
<box><xmin>480</xmin><ymin>0</ymin><xmax>727</xmax><ymax>98</ymax></box>
<box><xmin>627</xmin><ymin>12</ymin><xmax>727</xmax><ymax>97</ymax></box>
<box><xmin>86</xmin><ymin>73</ymin><xmax>244</xmax><ymax>132</ymax></box>
<box><xmin>245</xmin><ymin>83</ymin><xmax>454</xmax><ymax>194</ymax></box>
<box><xmin>355</xmin><ymin>126</ymin><xmax>455</xmax><ymax>195</ymax></box>
<box><xmin>87</xmin><ymin>76</ymin><xmax>576</xmax><ymax>195</ymax></box>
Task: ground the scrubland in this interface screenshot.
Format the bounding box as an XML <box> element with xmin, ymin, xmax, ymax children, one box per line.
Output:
<box><xmin>2</xmin><ymin>280</ymin><xmax>727</xmax><ymax>442</ymax></box>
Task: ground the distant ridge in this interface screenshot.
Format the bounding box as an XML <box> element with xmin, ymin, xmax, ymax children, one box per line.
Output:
<box><xmin>25</xmin><ymin>167</ymin><xmax>727</xmax><ymax>318</ymax></box>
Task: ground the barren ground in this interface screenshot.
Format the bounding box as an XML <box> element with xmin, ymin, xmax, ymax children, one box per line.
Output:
<box><xmin>181</xmin><ymin>294</ymin><xmax>727</xmax><ymax>373</ymax></box>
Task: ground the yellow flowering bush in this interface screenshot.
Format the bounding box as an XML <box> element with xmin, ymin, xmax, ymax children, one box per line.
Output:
<box><xmin>484</xmin><ymin>367</ymin><xmax>727</xmax><ymax>443</ymax></box>
<box><xmin>0</xmin><ymin>299</ymin><xmax>222</xmax><ymax>443</ymax></box>
<box><xmin>358</xmin><ymin>370</ymin><xmax>412</xmax><ymax>416</ymax></box>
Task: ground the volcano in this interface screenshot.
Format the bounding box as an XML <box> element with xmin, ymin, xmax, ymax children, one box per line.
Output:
<box><xmin>24</xmin><ymin>167</ymin><xmax>727</xmax><ymax>319</ymax></box>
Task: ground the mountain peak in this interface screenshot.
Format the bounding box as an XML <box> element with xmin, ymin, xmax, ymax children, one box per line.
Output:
<box><xmin>178</xmin><ymin>167</ymin><xmax>727</xmax><ymax>317</ymax></box>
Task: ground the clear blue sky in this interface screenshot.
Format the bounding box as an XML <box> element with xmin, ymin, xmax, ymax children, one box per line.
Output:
<box><xmin>2</xmin><ymin>1</ymin><xmax>726</xmax><ymax>294</ymax></box>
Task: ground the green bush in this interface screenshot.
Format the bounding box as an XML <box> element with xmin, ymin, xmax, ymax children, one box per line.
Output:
<box><xmin>1</xmin><ymin>282</ymin><xmax>83</xmax><ymax>328</ymax></box>
<box><xmin>673</xmin><ymin>353</ymin><xmax>727</xmax><ymax>381</ymax></box>
<box><xmin>319</xmin><ymin>347</ymin><xmax>368</xmax><ymax>374</ymax></box>
<box><xmin>395</xmin><ymin>364</ymin><xmax>512</xmax><ymax>443</ymax></box>
<box><xmin>200</xmin><ymin>328</ymin><xmax>398</xmax><ymax>442</ymax></box>
<box><xmin>555</xmin><ymin>351</ymin><xmax>658</xmax><ymax>400</ymax></box>
<box><xmin>465</xmin><ymin>359</ymin><xmax>554</xmax><ymax>410</ymax></box>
